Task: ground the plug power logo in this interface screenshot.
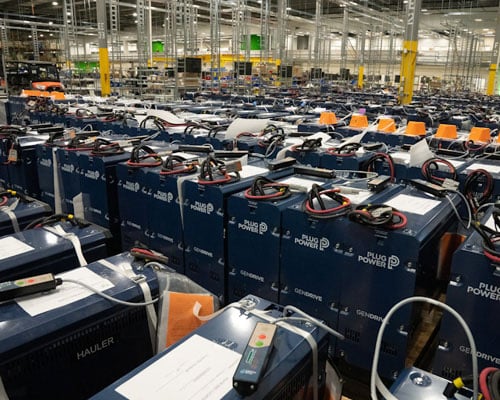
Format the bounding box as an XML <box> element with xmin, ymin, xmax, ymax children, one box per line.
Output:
<box><xmin>358</xmin><ymin>251</ymin><xmax>400</xmax><ymax>270</ymax></box>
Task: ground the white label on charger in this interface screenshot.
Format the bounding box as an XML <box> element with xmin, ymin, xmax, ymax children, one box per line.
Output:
<box><xmin>16</xmin><ymin>267</ymin><xmax>114</xmax><ymax>317</ymax></box>
<box><xmin>385</xmin><ymin>193</ymin><xmax>441</xmax><ymax>215</ymax></box>
<box><xmin>239</xmin><ymin>165</ymin><xmax>268</xmax><ymax>179</ymax></box>
<box><xmin>0</xmin><ymin>237</ymin><xmax>35</xmax><ymax>260</ymax></box>
<box><xmin>280</xmin><ymin>176</ymin><xmax>322</xmax><ymax>191</ymax></box>
<box><xmin>466</xmin><ymin>162</ymin><xmax>500</xmax><ymax>174</ymax></box>
<box><xmin>115</xmin><ymin>334</ymin><xmax>240</xmax><ymax>400</ymax></box>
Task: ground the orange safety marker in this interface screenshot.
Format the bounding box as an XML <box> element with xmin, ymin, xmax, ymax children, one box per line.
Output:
<box><xmin>377</xmin><ymin>118</ymin><xmax>396</xmax><ymax>133</ymax></box>
<box><xmin>435</xmin><ymin>124</ymin><xmax>457</xmax><ymax>139</ymax></box>
<box><xmin>468</xmin><ymin>127</ymin><xmax>491</xmax><ymax>143</ymax></box>
<box><xmin>349</xmin><ymin>114</ymin><xmax>368</xmax><ymax>128</ymax></box>
<box><xmin>405</xmin><ymin>121</ymin><xmax>427</xmax><ymax>136</ymax></box>
<box><xmin>319</xmin><ymin>111</ymin><xmax>337</xmax><ymax>125</ymax></box>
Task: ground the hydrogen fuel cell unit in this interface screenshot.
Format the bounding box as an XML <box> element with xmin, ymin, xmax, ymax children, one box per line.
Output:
<box><xmin>334</xmin><ymin>185</ymin><xmax>460</xmax><ymax>380</ymax></box>
<box><xmin>280</xmin><ymin>181</ymin><xmax>460</xmax><ymax>379</ymax></box>
<box><xmin>0</xmin><ymin>190</ymin><xmax>51</xmax><ymax>236</ymax></box>
<box><xmin>145</xmin><ymin>147</ymin><xmax>234</xmax><ymax>274</ymax></box>
<box><xmin>432</xmin><ymin>206</ymin><xmax>500</xmax><ymax>379</ymax></box>
<box><xmin>279</xmin><ymin>178</ymin><xmax>404</xmax><ymax>349</ymax></box>
<box><xmin>181</xmin><ymin>154</ymin><xmax>293</xmax><ymax>303</ymax></box>
<box><xmin>0</xmin><ymin>218</ymin><xmax>110</xmax><ymax>281</ymax></box>
<box><xmin>89</xmin><ymin>295</ymin><xmax>329</xmax><ymax>400</ymax></box>
<box><xmin>226</xmin><ymin>164</ymin><xmax>340</xmax><ymax>304</ymax></box>
<box><xmin>0</xmin><ymin>252</ymin><xmax>159</xmax><ymax>400</ymax></box>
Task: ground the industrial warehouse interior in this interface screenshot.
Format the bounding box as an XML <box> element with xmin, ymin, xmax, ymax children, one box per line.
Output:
<box><xmin>0</xmin><ymin>0</ymin><xmax>499</xmax><ymax>399</ymax></box>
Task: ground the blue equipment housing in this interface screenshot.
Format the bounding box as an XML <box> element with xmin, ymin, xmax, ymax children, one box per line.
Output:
<box><xmin>35</xmin><ymin>143</ymin><xmax>58</xmax><ymax>208</ymax></box>
<box><xmin>145</xmin><ymin>147</ymin><xmax>218</xmax><ymax>273</ymax></box>
<box><xmin>90</xmin><ymin>294</ymin><xmax>329</xmax><ymax>400</ymax></box>
<box><xmin>116</xmin><ymin>159</ymin><xmax>152</xmax><ymax>251</ymax></box>
<box><xmin>279</xmin><ymin>181</ymin><xmax>404</xmax><ymax>354</ymax></box>
<box><xmin>0</xmin><ymin>252</ymin><xmax>159</xmax><ymax>400</ymax></box>
<box><xmin>226</xmin><ymin>165</ymin><xmax>340</xmax><ymax>304</ymax></box>
<box><xmin>280</xmin><ymin>182</ymin><xmax>459</xmax><ymax>379</ymax></box>
<box><xmin>182</xmin><ymin>156</ymin><xmax>293</xmax><ymax>303</ymax></box>
<box><xmin>56</xmin><ymin>146</ymin><xmax>86</xmax><ymax>214</ymax></box>
<box><xmin>78</xmin><ymin>149</ymin><xmax>130</xmax><ymax>251</ymax></box>
<box><xmin>334</xmin><ymin>186</ymin><xmax>460</xmax><ymax>379</ymax></box>
<box><xmin>432</xmin><ymin>206</ymin><xmax>500</xmax><ymax>379</ymax></box>
<box><xmin>0</xmin><ymin>192</ymin><xmax>51</xmax><ymax>236</ymax></box>
<box><xmin>3</xmin><ymin>134</ymin><xmax>47</xmax><ymax>198</ymax></box>
<box><xmin>0</xmin><ymin>219</ymin><xmax>110</xmax><ymax>281</ymax></box>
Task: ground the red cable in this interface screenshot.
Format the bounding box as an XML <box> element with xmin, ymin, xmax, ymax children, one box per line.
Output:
<box><xmin>305</xmin><ymin>189</ymin><xmax>351</xmax><ymax>215</ymax></box>
<box><xmin>483</xmin><ymin>249</ymin><xmax>500</xmax><ymax>263</ymax></box>
<box><xmin>131</xmin><ymin>247</ymin><xmax>156</xmax><ymax>257</ymax></box>
<box><xmin>198</xmin><ymin>173</ymin><xmax>232</xmax><ymax>185</ymax></box>
<box><xmin>480</xmin><ymin>367</ymin><xmax>498</xmax><ymax>400</ymax></box>
<box><xmin>126</xmin><ymin>153</ymin><xmax>162</xmax><ymax>168</ymax></box>
<box><xmin>160</xmin><ymin>164</ymin><xmax>196</xmax><ymax>175</ymax></box>
<box><xmin>244</xmin><ymin>184</ymin><xmax>289</xmax><ymax>200</ymax></box>
<box><xmin>0</xmin><ymin>196</ymin><xmax>8</xmax><ymax>206</ymax></box>
<box><xmin>389</xmin><ymin>211</ymin><xmax>408</xmax><ymax>230</ymax></box>
<box><xmin>465</xmin><ymin>140</ymin><xmax>489</xmax><ymax>152</ymax></box>
<box><xmin>326</xmin><ymin>147</ymin><xmax>355</xmax><ymax>157</ymax></box>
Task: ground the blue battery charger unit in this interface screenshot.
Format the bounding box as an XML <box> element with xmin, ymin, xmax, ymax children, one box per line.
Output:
<box><xmin>0</xmin><ymin>218</ymin><xmax>110</xmax><ymax>281</ymax></box>
<box><xmin>90</xmin><ymin>294</ymin><xmax>329</xmax><ymax>400</ymax></box>
<box><xmin>0</xmin><ymin>191</ymin><xmax>52</xmax><ymax>237</ymax></box>
<box><xmin>0</xmin><ymin>252</ymin><xmax>159</xmax><ymax>400</ymax></box>
<box><xmin>432</xmin><ymin>205</ymin><xmax>500</xmax><ymax>379</ymax></box>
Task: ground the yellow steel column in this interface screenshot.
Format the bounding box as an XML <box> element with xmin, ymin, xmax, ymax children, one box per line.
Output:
<box><xmin>398</xmin><ymin>0</ymin><xmax>421</xmax><ymax>105</ymax></box>
<box><xmin>487</xmin><ymin>63</ymin><xmax>497</xmax><ymax>96</ymax></box>
<box><xmin>487</xmin><ymin>10</ymin><xmax>500</xmax><ymax>96</ymax></box>
<box><xmin>97</xmin><ymin>0</ymin><xmax>111</xmax><ymax>96</ymax></box>
<box><xmin>399</xmin><ymin>40</ymin><xmax>418</xmax><ymax>104</ymax></box>
<box><xmin>358</xmin><ymin>65</ymin><xmax>364</xmax><ymax>89</ymax></box>
<box><xmin>99</xmin><ymin>48</ymin><xmax>111</xmax><ymax>96</ymax></box>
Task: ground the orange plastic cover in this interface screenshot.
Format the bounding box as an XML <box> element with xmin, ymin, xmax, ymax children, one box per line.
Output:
<box><xmin>468</xmin><ymin>127</ymin><xmax>491</xmax><ymax>143</ymax></box>
<box><xmin>349</xmin><ymin>114</ymin><xmax>368</xmax><ymax>128</ymax></box>
<box><xmin>405</xmin><ymin>121</ymin><xmax>427</xmax><ymax>136</ymax></box>
<box><xmin>164</xmin><ymin>292</ymin><xmax>214</xmax><ymax>347</ymax></box>
<box><xmin>377</xmin><ymin>118</ymin><xmax>396</xmax><ymax>133</ymax></box>
<box><xmin>435</xmin><ymin>124</ymin><xmax>458</xmax><ymax>139</ymax></box>
<box><xmin>319</xmin><ymin>111</ymin><xmax>338</xmax><ymax>125</ymax></box>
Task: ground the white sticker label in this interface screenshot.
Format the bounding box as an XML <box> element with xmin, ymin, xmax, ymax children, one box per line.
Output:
<box><xmin>448</xmin><ymin>159</ymin><xmax>465</xmax><ymax>168</ymax></box>
<box><xmin>466</xmin><ymin>163</ymin><xmax>500</xmax><ymax>174</ymax></box>
<box><xmin>0</xmin><ymin>237</ymin><xmax>35</xmax><ymax>260</ymax></box>
<box><xmin>239</xmin><ymin>165</ymin><xmax>269</xmax><ymax>179</ymax></box>
<box><xmin>280</xmin><ymin>176</ymin><xmax>322</xmax><ymax>192</ymax></box>
<box><xmin>16</xmin><ymin>267</ymin><xmax>114</xmax><ymax>317</ymax></box>
<box><xmin>385</xmin><ymin>193</ymin><xmax>441</xmax><ymax>215</ymax></box>
<box><xmin>115</xmin><ymin>334</ymin><xmax>240</xmax><ymax>400</ymax></box>
<box><xmin>338</xmin><ymin>188</ymin><xmax>373</xmax><ymax>205</ymax></box>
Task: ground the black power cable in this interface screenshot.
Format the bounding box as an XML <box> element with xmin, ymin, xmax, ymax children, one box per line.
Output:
<box><xmin>348</xmin><ymin>204</ymin><xmax>407</xmax><ymax>230</ymax></box>
<box><xmin>303</xmin><ymin>184</ymin><xmax>351</xmax><ymax>219</ymax></box>
<box><xmin>90</xmin><ymin>138</ymin><xmax>125</xmax><ymax>157</ymax></box>
<box><xmin>160</xmin><ymin>154</ymin><xmax>197</xmax><ymax>176</ymax></box>
<box><xmin>421</xmin><ymin>157</ymin><xmax>458</xmax><ymax>185</ymax></box>
<box><xmin>24</xmin><ymin>213</ymin><xmax>90</xmax><ymax>230</ymax></box>
<box><xmin>463</xmin><ymin>168</ymin><xmax>494</xmax><ymax>213</ymax></box>
<box><xmin>126</xmin><ymin>143</ymin><xmax>162</xmax><ymax>168</ymax></box>
<box><xmin>198</xmin><ymin>154</ymin><xmax>240</xmax><ymax>185</ymax></box>
<box><xmin>244</xmin><ymin>176</ymin><xmax>291</xmax><ymax>201</ymax></box>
